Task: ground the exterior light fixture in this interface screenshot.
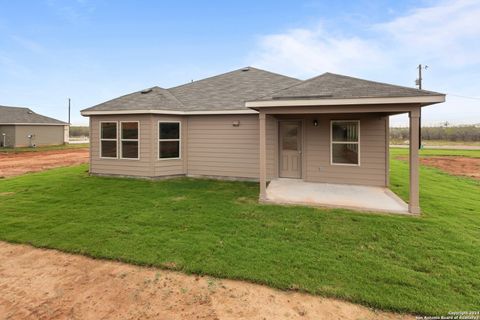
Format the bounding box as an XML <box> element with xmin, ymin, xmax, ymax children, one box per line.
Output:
<box><xmin>232</xmin><ymin>120</ymin><xmax>240</xmax><ymax>127</ymax></box>
<box><xmin>313</xmin><ymin>120</ymin><xmax>319</xmax><ymax>127</ymax></box>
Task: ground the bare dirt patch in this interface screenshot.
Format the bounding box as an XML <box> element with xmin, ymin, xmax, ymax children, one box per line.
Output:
<box><xmin>0</xmin><ymin>242</ymin><xmax>413</xmax><ymax>320</ymax></box>
<box><xmin>0</xmin><ymin>148</ymin><xmax>89</xmax><ymax>178</ymax></box>
<box><xmin>397</xmin><ymin>156</ymin><xmax>480</xmax><ymax>180</ymax></box>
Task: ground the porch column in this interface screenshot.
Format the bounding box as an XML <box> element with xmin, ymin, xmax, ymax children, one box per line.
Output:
<box><xmin>409</xmin><ymin>108</ymin><xmax>421</xmax><ymax>214</ymax></box>
<box><xmin>259</xmin><ymin>111</ymin><xmax>267</xmax><ymax>201</ymax></box>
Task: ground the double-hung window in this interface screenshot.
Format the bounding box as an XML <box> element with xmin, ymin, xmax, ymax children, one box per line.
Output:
<box><xmin>159</xmin><ymin>121</ymin><xmax>181</xmax><ymax>159</ymax></box>
<box><xmin>331</xmin><ymin>120</ymin><xmax>360</xmax><ymax>165</ymax></box>
<box><xmin>120</xmin><ymin>122</ymin><xmax>139</xmax><ymax>159</ymax></box>
<box><xmin>100</xmin><ymin>122</ymin><xmax>118</xmax><ymax>158</ymax></box>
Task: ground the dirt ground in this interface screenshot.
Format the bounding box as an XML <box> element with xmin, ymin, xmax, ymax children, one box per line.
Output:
<box><xmin>0</xmin><ymin>242</ymin><xmax>413</xmax><ymax>320</ymax></box>
<box><xmin>398</xmin><ymin>156</ymin><xmax>480</xmax><ymax>180</ymax></box>
<box><xmin>0</xmin><ymin>148</ymin><xmax>89</xmax><ymax>178</ymax></box>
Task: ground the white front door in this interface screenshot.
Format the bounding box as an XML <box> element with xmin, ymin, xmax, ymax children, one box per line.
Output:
<box><xmin>279</xmin><ymin>121</ymin><xmax>302</xmax><ymax>178</ymax></box>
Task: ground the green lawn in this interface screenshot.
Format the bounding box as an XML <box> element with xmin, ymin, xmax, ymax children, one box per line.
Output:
<box><xmin>0</xmin><ymin>143</ymin><xmax>88</xmax><ymax>154</ymax></box>
<box><xmin>0</xmin><ymin>149</ymin><xmax>479</xmax><ymax>315</ymax></box>
<box><xmin>391</xmin><ymin>139</ymin><xmax>480</xmax><ymax>147</ymax></box>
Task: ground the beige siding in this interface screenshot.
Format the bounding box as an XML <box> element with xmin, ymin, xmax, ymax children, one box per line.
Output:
<box><xmin>187</xmin><ymin>115</ymin><xmax>259</xmax><ymax>179</ymax></box>
<box><xmin>0</xmin><ymin>125</ymin><xmax>15</xmax><ymax>147</ymax></box>
<box><xmin>88</xmin><ymin>112</ymin><xmax>386</xmax><ymax>186</ymax></box>
<box><xmin>301</xmin><ymin>114</ymin><xmax>387</xmax><ymax>186</ymax></box>
<box><xmin>14</xmin><ymin>125</ymin><xmax>65</xmax><ymax>147</ymax></box>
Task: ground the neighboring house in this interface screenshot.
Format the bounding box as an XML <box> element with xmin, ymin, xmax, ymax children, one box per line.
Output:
<box><xmin>81</xmin><ymin>67</ymin><xmax>445</xmax><ymax>214</ymax></box>
<box><xmin>0</xmin><ymin>105</ymin><xmax>69</xmax><ymax>147</ymax></box>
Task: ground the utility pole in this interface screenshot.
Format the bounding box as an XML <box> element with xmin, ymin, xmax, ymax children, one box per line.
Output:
<box><xmin>415</xmin><ymin>64</ymin><xmax>428</xmax><ymax>149</ymax></box>
<box><xmin>68</xmin><ymin>98</ymin><xmax>71</xmax><ymax>124</ymax></box>
<box><xmin>415</xmin><ymin>64</ymin><xmax>428</xmax><ymax>90</ymax></box>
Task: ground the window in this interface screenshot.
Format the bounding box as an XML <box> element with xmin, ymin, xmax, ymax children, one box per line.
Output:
<box><xmin>100</xmin><ymin>122</ymin><xmax>117</xmax><ymax>158</ymax></box>
<box><xmin>121</xmin><ymin>122</ymin><xmax>139</xmax><ymax>159</ymax></box>
<box><xmin>159</xmin><ymin>121</ymin><xmax>181</xmax><ymax>159</ymax></box>
<box><xmin>331</xmin><ymin>120</ymin><xmax>360</xmax><ymax>165</ymax></box>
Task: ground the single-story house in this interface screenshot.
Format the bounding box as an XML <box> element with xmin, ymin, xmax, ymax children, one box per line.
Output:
<box><xmin>80</xmin><ymin>67</ymin><xmax>445</xmax><ymax>214</ymax></box>
<box><xmin>0</xmin><ymin>105</ymin><xmax>69</xmax><ymax>147</ymax></box>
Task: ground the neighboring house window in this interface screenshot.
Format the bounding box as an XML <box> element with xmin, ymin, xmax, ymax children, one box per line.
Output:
<box><xmin>100</xmin><ymin>122</ymin><xmax>118</xmax><ymax>158</ymax></box>
<box><xmin>159</xmin><ymin>121</ymin><xmax>181</xmax><ymax>159</ymax></box>
<box><xmin>331</xmin><ymin>120</ymin><xmax>360</xmax><ymax>165</ymax></box>
<box><xmin>120</xmin><ymin>121</ymin><xmax>139</xmax><ymax>159</ymax></box>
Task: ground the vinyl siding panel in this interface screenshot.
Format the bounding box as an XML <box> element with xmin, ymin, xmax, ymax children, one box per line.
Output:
<box><xmin>186</xmin><ymin>114</ymin><xmax>275</xmax><ymax>180</ymax></box>
<box><xmin>302</xmin><ymin>114</ymin><xmax>387</xmax><ymax>186</ymax></box>
<box><xmin>14</xmin><ymin>125</ymin><xmax>64</xmax><ymax>147</ymax></box>
<box><xmin>0</xmin><ymin>125</ymin><xmax>15</xmax><ymax>147</ymax></box>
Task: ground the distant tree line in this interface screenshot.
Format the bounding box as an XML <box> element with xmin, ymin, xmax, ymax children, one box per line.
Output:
<box><xmin>390</xmin><ymin>125</ymin><xmax>480</xmax><ymax>142</ymax></box>
<box><xmin>69</xmin><ymin>126</ymin><xmax>89</xmax><ymax>138</ymax></box>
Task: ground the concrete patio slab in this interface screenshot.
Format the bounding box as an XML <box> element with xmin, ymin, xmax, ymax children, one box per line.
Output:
<box><xmin>265</xmin><ymin>179</ymin><xmax>410</xmax><ymax>214</ymax></box>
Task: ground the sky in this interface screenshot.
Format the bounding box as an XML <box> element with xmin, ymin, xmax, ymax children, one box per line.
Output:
<box><xmin>0</xmin><ymin>0</ymin><xmax>479</xmax><ymax>126</ymax></box>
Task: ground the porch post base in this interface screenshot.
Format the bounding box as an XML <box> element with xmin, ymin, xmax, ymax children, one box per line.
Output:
<box><xmin>408</xmin><ymin>205</ymin><xmax>421</xmax><ymax>215</ymax></box>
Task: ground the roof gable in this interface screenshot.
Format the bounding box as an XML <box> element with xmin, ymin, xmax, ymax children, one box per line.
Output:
<box><xmin>0</xmin><ymin>105</ymin><xmax>67</xmax><ymax>125</ymax></box>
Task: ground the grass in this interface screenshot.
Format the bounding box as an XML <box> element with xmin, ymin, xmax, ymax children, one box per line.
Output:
<box><xmin>0</xmin><ymin>143</ymin><xmax>88</xmax><ymax>154</ymax></box>
<box><xmin>0</xmin><ymin>150</ymin><xmax>479</xmax><ymax>315</ymax></box>
<box><xmin>391</xmin><ymin>139</ymin><xmax>480</xmax><ymax>147</ymax></box>
<box><xmin>391</xmin><ymin>147</ymin><xmax>480</xmax><ymax>158</ymax></box>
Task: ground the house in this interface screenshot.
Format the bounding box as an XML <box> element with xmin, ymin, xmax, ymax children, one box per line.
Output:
<box><xmin>80</xmin><ymin>67</ymin><xmax>445</xmax><ymax>214</ymax></box>
<box><xmin>0</xmin><ymin>105</ymin><xmax>69</xmax><ymax>147</ymax></box>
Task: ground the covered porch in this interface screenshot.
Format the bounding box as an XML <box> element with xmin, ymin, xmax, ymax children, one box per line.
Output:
<box><xmin>254</xmin><ymin>106</ymin><xmax>422</xmax><ymax>214</ymax></box>
<box><xmin>247</xmin><ymin>73</ymin><xmax>445</xmax><ymax>215</ymax></box>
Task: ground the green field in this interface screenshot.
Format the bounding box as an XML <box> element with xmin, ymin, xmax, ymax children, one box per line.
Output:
<box><xmin>0</xmin><ymin>149</ymin><xmax>478</xmax><ymax>315</ymax></box>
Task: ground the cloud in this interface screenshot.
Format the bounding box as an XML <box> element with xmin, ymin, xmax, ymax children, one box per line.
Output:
<box><xmin>377</xmin><ymin>0</ymin><xmax>480</xmax><ymax>66</ymax></box>
<box><xmin>248</xmin><ymin>0</ymin><xmax>480</xmax><ymax>125</ymax></box>
<box><xmin>248</xmin><ymin>24</ymin><xmax>387</xmax><ymax>78</ymax></box>
<box><xmin>250</xmin><ymin>0</ymin><xmax>480</xmax><ymax>75</ymax></box>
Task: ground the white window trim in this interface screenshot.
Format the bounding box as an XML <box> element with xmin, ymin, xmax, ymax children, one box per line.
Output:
<box><xmin>99</xmin><ymin>121</ymin><xmax>118</xmax><ymax>159</ymax></box>
<box><xmin>120</xmin><ymin>121</ymin><xmax>140</xmax><ymax>160</ymax></box>
<box><xmin>158</xmin><ymin>121</ymin><xmax>181</xmax><ymax>160</ymax></box>
<box><xmin>330</xmin><ymin>120</ymin><xmax>361</xmax><ymax>166</ymax></box>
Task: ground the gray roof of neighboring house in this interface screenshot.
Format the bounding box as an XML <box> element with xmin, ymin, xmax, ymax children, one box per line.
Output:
<box><xmin>81</xmin><ymin>68</ymin><xmax>445</xmax><ymax>114</ymax></box>
<box><xmin>0</xmin><ymin>105</ymin><xmax>68</xmax><ymax>125</ymax></box>
<box><xmin>257</xmin><ymin>72</ymin><xmax>444</xmax><ymax>101</ymax></box>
